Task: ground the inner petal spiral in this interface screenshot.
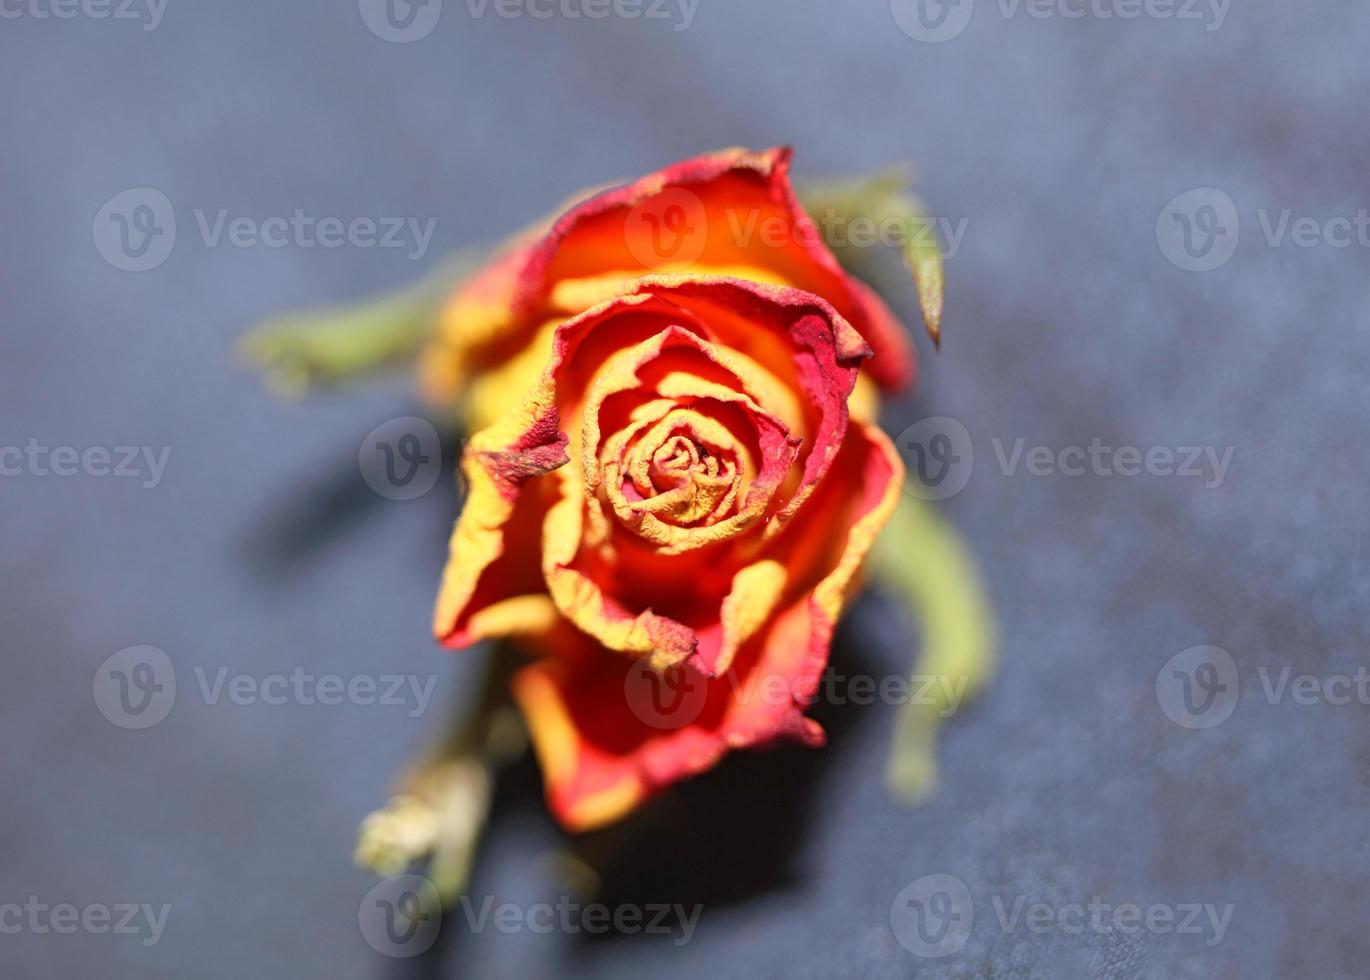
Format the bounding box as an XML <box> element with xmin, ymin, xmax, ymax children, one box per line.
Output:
<box><xmin>626</xmin><ymin>410</ymin><xmax>747</xmax><ymax>527</ymax></box>
<box><xmin>604</xmin><ymin>405</ymin><xmax>751</xmax><ymax>531</ymax></box>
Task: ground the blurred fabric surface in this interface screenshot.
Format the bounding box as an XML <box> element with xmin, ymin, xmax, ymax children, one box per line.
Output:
<box><xmin>3</xmin><ymin>1</ymin><xmax>1368</xmax><ymax>976</ymax></box>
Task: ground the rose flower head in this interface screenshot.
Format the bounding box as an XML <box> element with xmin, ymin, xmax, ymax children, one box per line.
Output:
<box><xmin>425</xmin><ymin>147</ymin><xmax>915</xmax><ymax>831</ymax></box>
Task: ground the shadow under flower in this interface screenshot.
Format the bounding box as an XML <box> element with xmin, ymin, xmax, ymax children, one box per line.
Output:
<box><xmin>240</xmin><ymin>418</ymin><xmax>464</xmax><ymax>582</ymax></box>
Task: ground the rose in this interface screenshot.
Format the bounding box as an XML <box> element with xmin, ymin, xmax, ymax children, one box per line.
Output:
<box><xmin>426</xmin><ymin>148</ymin><xmax>914</xmax><ymax>831</ymax></box>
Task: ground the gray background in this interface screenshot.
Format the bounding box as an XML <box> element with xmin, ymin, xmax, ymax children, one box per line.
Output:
<box><xmin>4</xmin><ymin>0</ymin><xmax>1369</xmax><ymax>977</ymax></box>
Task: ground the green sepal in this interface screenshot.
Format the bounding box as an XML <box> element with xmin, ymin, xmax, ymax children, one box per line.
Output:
<box><xmin>237</xmin><ymin>250</ymin><xmax>483</xmax><ymax>398</ymax></box>
<box><xmin>798</xmin><ymin>169</ymin><xmax>945</xmax><ymax>347</ymax></box>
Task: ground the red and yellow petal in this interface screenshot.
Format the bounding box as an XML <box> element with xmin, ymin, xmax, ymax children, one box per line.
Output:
<box><xmin>431</xmin><ymin>390</ymin><xmax>569</xmax><ymax>648</ymax></box>
<box><xmin>421</xmin><ymin>147</ymin><xmax>916</xmax><ymax>406</ymax></box>
<box><xmin>512</xmin><ymin>422</ymin><xmax>904</xmax><ymax>832</ymax></box>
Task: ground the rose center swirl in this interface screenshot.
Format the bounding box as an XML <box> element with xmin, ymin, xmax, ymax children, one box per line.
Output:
<box><xmin>610</xmin><ymin>407</ymin><xmax>749</xmax><ymax>528</ymax></box>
